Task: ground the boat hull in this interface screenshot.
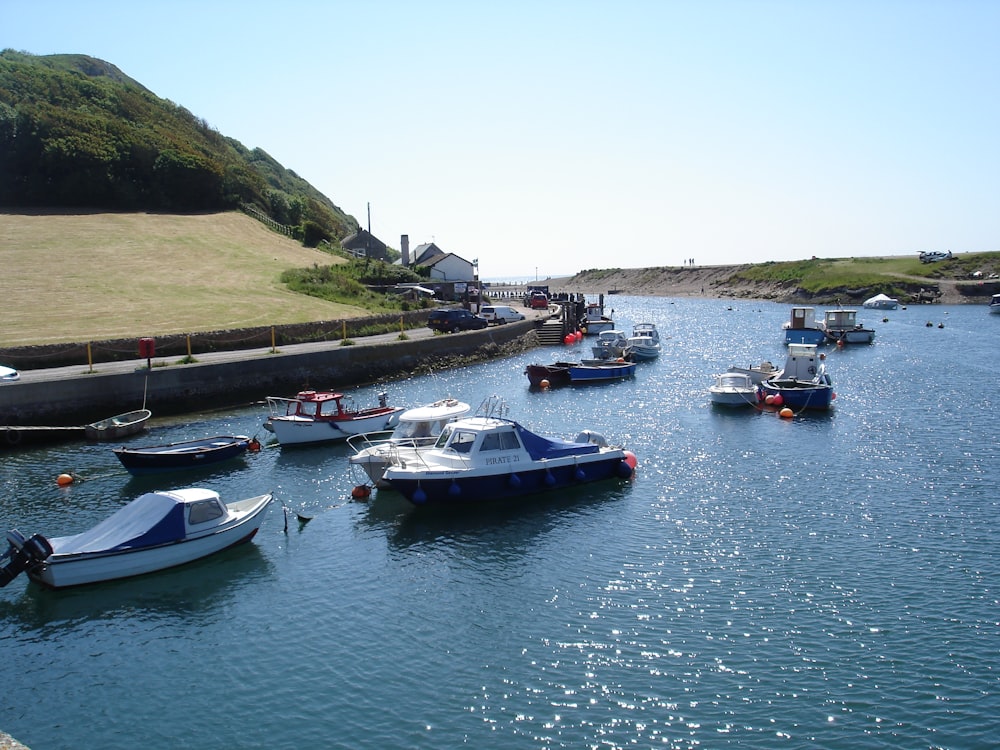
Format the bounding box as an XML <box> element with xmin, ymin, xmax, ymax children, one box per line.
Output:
<box><xmin>385</xmin><ymin>454</ymin><xmax>633</xmax><ymax>505</ymax></box>
<box><xmin>824</xmin><ymin>328</ymin><xmax>875</xmax><ymax>344</ymax></box>
<box><xmin>29</xmin><ymin>494</ymin><xmax>273</xmax><ymax>588</ymax></box>
<box><xmin>86</xmin><ymin>409</ymin><xmax>152</xmax><ymax>441</ymax></box>
<box><xmin>524</xmin><ymin>363</ymin><xmax>573</xmax><ymax>387</ymax></box>
<box><xmin>759</xmin><ymin>381</ymin><xmax>834</xmax><ymax>410</ymax></box>
<box><xmin>709</xmin><ymin>390</ymin><xmax>760</xmax><ymax>407</ymax></box>
<box><xmin>268</xmin><ymin>408</ymin><xmax>404</xmax><ymax>446</ymax></box>
<box><xmin>784</xmin><ymin>328</ymin><xmax>827</xmax><ymax>346</ymax></box>
<box><xmin>114</xmin><ymin>435</ymin><xmax>251</xmax><ymax>475</ymax></box>
<box><xmin>567</xmin><ymin>362</ymin><xmax>637</xmax><ymax>382</ymax></box>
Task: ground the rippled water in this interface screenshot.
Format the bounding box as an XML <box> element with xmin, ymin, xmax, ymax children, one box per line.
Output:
<box><xmin>2</xmin><ymin>298</ymin><xmax>998</xmax><ymax>749</ymax></box>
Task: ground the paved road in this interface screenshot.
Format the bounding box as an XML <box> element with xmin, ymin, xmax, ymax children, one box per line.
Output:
<box><xmin>10</xmin><ymin>307</ymin><xmax>554</xmax><ymax>384</ymax></box>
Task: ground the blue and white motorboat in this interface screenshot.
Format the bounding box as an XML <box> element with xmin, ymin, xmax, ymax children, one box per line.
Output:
<box><xmin>627</xmin><ymin>323</ymin><xmax>662</xmax><ymax>360</ymax></box>
<box><xmin>379</xmin><ymin>397</ymin><xmax>637</xmax><ymax>505</ymax></box>
<box><xmin>821</xmin><ymin>307</ymin><xmax>875</xmax><ymax>344</ymax></box>
<box><xmin>782</xmin><ymin>307</ymin><xmax>827</xmax><ymax>346</ymax></box>
<box><xmin>759</xmin><ymin>343</ymin><xmax>835</xmax><ymax>410</ymax></box>
<box><xmin>1</xmin><ymin>488</ymin><xmax>274</xmax><ymax>589</ymax></box>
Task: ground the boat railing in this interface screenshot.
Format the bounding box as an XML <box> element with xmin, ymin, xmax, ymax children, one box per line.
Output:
<box><xmin>346</xmin><ymin>429</ymin><xmax>395</xmax><ymax>454</ymax></box>
<box><xmin>265</xmin><ymin>397</ymin><xmax>297</xmax><ymax>418</ymax></box>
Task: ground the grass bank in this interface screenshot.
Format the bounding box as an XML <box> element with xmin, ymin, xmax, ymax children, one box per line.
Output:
<box><xmin>0</xmin><ymin>210</ymin><xmax>363</xmax><ymax>346</ymax></box>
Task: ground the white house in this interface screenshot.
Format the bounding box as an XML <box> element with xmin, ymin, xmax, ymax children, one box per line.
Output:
<box><xmin>410</xmin><ymin>242</ymin><xmax>476</xmax><ymax>281</ymax></box>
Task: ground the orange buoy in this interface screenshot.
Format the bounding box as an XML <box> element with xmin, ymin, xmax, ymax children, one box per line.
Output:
<box><xmin>247</xmin><ymin>438</ymin><xmax>261</xmax><ymax>453</ymax></box>
<box><xmin>779</xmin><ymin>407</ymin><xmax>794</xmax><ymax>419</ymax></box>
<box><xmin>540</xmin><ymin>378</ymin><xmax>551</xmax><ymax>389</ymax></box>
<box><xmin>351</xmin><ymin>484</ymin><xmax>372</xmax><ymax>501</ymax></box>
<box><xmin>56</xmin><ymin>473</ymin><xmax>74</xmax><ymax>486</ymax></box>
<box><xmin>623</xmin><ymin>451</ymin><xmax>638</xmax><ymax>469</ymax></box>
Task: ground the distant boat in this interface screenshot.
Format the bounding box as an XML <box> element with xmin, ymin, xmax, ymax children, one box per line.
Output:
<box><xmin>727</xmin><ymin>361</ymin><xmax>778</xmax><ymax>385</ymax></box>
<box><xmin>627</xmin><ymin>323</ymin><xmax>662</xmax><ymax>360</ymax></box>
<box><xmin>85</xmin><ymin>408</ymin><xmax>152</xmax><ymax>441</ymax></box>
<box><xmin>582</xmin><ymin>300</ymin><xmax>615</xmax><ymax>335</ymax></box>
<box><xmin>782</xmin><ymin>307</ymin><xmax>827</xmax><ymax>346</ymax></box>
<box><xmin>590</xmin><ymin>329</ymin><xmax>632</xmax><ymax>360</ymax></box>
<box><xmin>863</xmin><ymin>293</ymin><xmax>899</xmax><ymax>310</ymax></box>
<box><xmin>113</xmin><ymin>435</ymin><xmax>257</xmax><ymax>475</ymax></box>
<box><xmin>708</xmin><ymin>372</ymin><xmax>760</xmax><ymax>407</ymax></box>
<box><xmin>821</xmin><ymin>307</ymin><xmax>875</xmax><ymax>344</ymax></box>
<box><xmin>990</xmin><ymin>294</ymin><xmax>1000</xmax><ymax>314</ymax></box>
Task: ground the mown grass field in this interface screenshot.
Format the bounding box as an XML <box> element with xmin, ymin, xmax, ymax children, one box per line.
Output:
<box><xmin>0</xmin><ymin>211</ymin><xmax>361</xmax><ymax>347</ymax></box>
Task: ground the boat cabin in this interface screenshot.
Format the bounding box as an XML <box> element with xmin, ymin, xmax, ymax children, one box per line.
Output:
<box><xmin>429</xmin><ymin>417</ymin><xmax>603</xmax><ymax>466</ymax></box>
<box><xmin>823</xmin><ymin>308</ymin><xmax>861</xmax><ymax>331</ymax></box>
<box><xmin>788</xmin><ymin>307</ymin><xmax>817</xmax><ymax>330</ymax></box>
<box><xmin>781</xmin><ymin>344</ymin><xmax>825</xmax><ymax>381</ymax></box>
<box><xmin>390</xmin><ymin>400</ymin><xmax>470</xmax><ymax>440</ymax></box>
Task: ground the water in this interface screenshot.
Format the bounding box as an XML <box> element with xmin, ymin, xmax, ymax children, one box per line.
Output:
<box><xmin>2</xmin><ymin>298</ymin><xmax>998</xmax><ymax>749</ymax></box>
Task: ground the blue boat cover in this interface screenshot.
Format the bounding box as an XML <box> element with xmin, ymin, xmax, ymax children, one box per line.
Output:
<box><xmin>515</xmin><ymin>424</ymin><xmax>600</xmax><ymax>460</ymax></box>
<box><xmin>48</xmin><ymin>492</ymin><xmax>188</xmax><ymax>555</ymax></box>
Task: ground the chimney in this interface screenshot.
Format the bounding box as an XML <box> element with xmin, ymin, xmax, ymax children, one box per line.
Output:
<box><xmin>401</xmin><ymin>234</ymin><xmax>410</xmax><ymax>266</ymax></box>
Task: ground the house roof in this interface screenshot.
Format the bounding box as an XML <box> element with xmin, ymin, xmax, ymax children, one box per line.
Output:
<box><xmin>341</xmin><ymin>228</ymin><xmax>387</xmax><ymax>252</ymax></box>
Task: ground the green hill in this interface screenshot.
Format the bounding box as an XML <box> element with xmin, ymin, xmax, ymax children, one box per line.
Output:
<box><xmin>0</xmin><ymin>50</ymin><xmax>355</xmax><ymax>244</ymax></box>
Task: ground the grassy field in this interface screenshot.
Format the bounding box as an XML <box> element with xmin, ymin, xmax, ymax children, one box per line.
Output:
<box><xmin>0</xmin><ymin>211</ymin><xmax>363</xmax><ymax>347</ymax></box>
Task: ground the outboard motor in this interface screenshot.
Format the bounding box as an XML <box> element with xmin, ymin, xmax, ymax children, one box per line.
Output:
<box><xmin>0</xmin><ymin>529</ymin><xmax>53</xmax><ymax>587</ymax></box>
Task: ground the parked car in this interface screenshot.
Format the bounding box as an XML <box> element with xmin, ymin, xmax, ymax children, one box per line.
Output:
<box><xmin>528</xmin><ymin>292</ymin><xmax>550</xmax><ymax>309</ymax></box>
<box><xmin>0</xmin><ymin>364</ymin><xmax>20</xmax><ymax>382</ymax></box>
<box><xmin>478</xmin><ymin>305</ymin><xmax>526</xmax><ymax>325</ymax></box>
<box><xmin>427</xmin><ymin>308</ymin><xmax>489</xmax><ymax>333</ymax></box>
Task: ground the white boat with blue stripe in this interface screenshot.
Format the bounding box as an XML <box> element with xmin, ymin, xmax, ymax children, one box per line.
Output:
<box><xmin>380</xmin><ymin>397</ymin><xmax>637</xmax><ymax>505</ymax></box>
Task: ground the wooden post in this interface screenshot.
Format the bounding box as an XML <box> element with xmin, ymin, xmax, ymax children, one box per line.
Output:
<box><xmin>271</xmin><ymin>327</ymin><xmax>276</xmax><ymax>353</ymax></box>
<box><xmin>186</xmin><ymin>335</ymin><xmax>192</xmax><ymax>359</ymax></box>
<box><xmin>87</xmin><ymin>342</ymin><xmax>93</xmax><ymax>373</ymax></box>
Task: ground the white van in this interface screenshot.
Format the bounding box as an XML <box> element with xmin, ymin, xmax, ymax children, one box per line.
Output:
<box><xmin>478</xmin><ymin>305</ymin><xmax>526</xmax><ymax>325</ymax></box>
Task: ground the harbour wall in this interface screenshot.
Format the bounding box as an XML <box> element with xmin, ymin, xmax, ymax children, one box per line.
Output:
<box><xmin>0</xmin><ymin>323</ymin><xmax>537</xmax><ymax>428</ymax></box>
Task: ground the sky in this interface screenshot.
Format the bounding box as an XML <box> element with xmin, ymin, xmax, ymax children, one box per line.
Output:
<box><xmin>3</xmin><ymin>1</ymin><xmax>998</xmax><ymax>279</ymax></box>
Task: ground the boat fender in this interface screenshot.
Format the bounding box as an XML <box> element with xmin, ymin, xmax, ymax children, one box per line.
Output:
<box><xmin>574</xmin><ymin>466</ymin><xmax>586</xmax><ymax>481</ymax></box>
<box><xmin>508</xmin><ymin>473</ymin><xmax>522</xmax><ymax>488</ymax></box>
<box><xmin>543</xmin><ymin>470</ymin><xmax>556</xmax><ymax>486</ymax></box>
<box><xmin>412</xmin><ymin>486</ymin><xmax>427</xmax><ymax>504</ymax></box>
<box><xmin>448</xmin><ymin>481</ymin><xmax>462</xmax><ymax>497</ymax></box>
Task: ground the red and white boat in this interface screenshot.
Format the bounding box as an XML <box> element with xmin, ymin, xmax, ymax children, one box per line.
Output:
<box><xmin>264</xmin><ymin>390</ymin><xmax>404</xmax><ymax>447</ymax></box>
